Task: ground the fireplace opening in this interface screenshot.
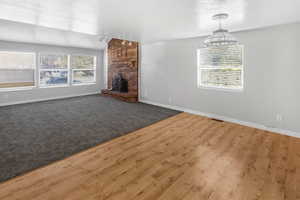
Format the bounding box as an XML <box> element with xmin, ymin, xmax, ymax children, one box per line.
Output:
<box><xmin>111</xmin><ymin>73</ymin><xmax>128</xmax><ymax>93</ymax></box>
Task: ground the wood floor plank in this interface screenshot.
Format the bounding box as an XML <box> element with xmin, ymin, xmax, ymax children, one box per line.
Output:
<box><xmin>292</xmin><ymin>138</ymin><xmax>300</xmax><ymax>200</ymax></box>
<box><xmin>103</xmin><ymin>120</ymin><xmax>230</xmax><ymax>200</ymax></box>
<box><xmin>0</xmin><ymin>113</ymin><xmax>300</xmax><ymax>200</ymax></box>
<box><xmin>175</xmin><ymin>126</ymin><xmax>257</xmax><ymax>200</ymax></box>
<box><xmin>284</xmin><ymin>137</ymin><xmax>298</xmax><ymax>200</ymax></box>
<box><xmin>258</xmin><ymin>134</ymin><xmax>290</xmax><ymax>200</ymax></box>
<box><xmin>199</xmin><ymin>129</ymin><xmax>267</xmax><ymax>200</ymax></box>
<box><xmin>79</xmin><ymin>116</ymin><xmax>218</xmax><ymax>200</ymax></box>
<box><xmin>230</xmin><ymin>132</ymin><xmax>273</xmax><ymax>200</ymax></box>
<box><xmin>156</xmin><ymin>124</ymin><xmax>250</xmax><ymax>200</ymax></box>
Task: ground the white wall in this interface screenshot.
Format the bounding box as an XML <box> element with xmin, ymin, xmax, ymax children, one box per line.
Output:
<box><xmin>0</xmin><ymin>40</ymin><xmax>104</xmax><ymax>106</ymax></box>
<box><xmin>0</xmin><ymin>19</ymin><xmax>104</xmax><ymax>49</ymax></box>
<box><xmin>141</xmin><ymin>23</ymin><xmax>300</xmax><ymax>134</ymax></box>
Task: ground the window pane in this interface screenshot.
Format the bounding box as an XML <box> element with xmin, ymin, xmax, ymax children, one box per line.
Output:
<box><xmin>72</xmin><ymin>55</ymin><xmax>95</xmax><ymax>69</ymax></box>
<box><xmin>200</xmin><ymin>68</ymin><xmax>242</xmax><ymax>88</ymax></box>
<box><xmin>0</xmin><ymin>52</ymin><xmax>35</xmax><ymax>88</ymax></box>
<box><xmin>40</xmin><ymin>54</ymin><xmax>68</xmax><ymax>69</ymax></box>
<box><xmin>199</xmin><ymin>45</ymin><xmax>243</xmax><ymax>68</ymax></box>
<box><xmin>40</xmin><ymin>70</ymin><xmax>68</xmax><ymax>86</ymax></box>
<box><xmin>73</xmin><ymin>70</ymin><xmax>95</xmax><ymax>84</ymax></box>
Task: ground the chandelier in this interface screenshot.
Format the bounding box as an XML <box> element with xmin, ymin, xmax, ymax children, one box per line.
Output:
<box><xmin>203</xmin><ymin>13</ymin><xmax>238</xmax><ymax>47</ymax></box>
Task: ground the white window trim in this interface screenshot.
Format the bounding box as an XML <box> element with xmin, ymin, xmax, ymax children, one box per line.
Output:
<box><xmin>0</xmin><ymin>51</ymin><xmax>36</xmax><ymax>92</ymax></box>
<box><xmin>198</xmin><ymin>83</ymin><xmax>244</xmax><ymax>92</ymax></box>
<box><xmin>70</xmin><ymin>55</ymin><xmax>97</xmax><ymax>86</ymax></box>
<box><xmin>197</xmin><ymin>46</ymin><xmax>244</xmax><ymax>92</ymax></box>
<box><xmin>39</xmin><ymin>84</ymin><xmax>69</xmax><ymax>89</ymax></box>
<box><xmin>0</xmin><ymin>86</ymin><xmax>35</xmax><ymax>92</ymax></box>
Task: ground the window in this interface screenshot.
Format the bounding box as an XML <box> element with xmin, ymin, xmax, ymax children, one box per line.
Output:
<box><xmin>71</xmin><ymin>55</ymin><xmax>96</xmax><ymax>85</ymax></box>
<box><xmin>197</xmin><ymin>45</ymin><xmax>243</xmax><ymax>90</ymax></box>
<box><xmin>0</xmin><ymin>51</ymin><xmax>97</xmax><ymax>91</ymax></box>
<box><xmin>39</xmin><ymin>54</ymin><xmax>69</xmax><ymax>87</ymax></box>
<box><xmin>0</xmin><ymin>51</ymin><xmax>35</xmax><ymax>89</ymax></box>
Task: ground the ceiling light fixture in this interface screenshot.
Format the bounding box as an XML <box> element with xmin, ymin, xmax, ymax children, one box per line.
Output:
<box><xmin>203</xmin><ymin>13</ymin><xmax>239</xmax><ymax>47</ymax></box>
<box><xmin>121</xmin><ymin>40</ymin><xmax>127</xmax><ymax>46</ymax></box>
<box><xmin>121</xmin><ymin>32</ymin><xmax>127</xmax><ymax>46</ymax></box>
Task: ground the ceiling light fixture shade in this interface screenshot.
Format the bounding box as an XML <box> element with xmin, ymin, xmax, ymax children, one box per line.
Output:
<box><xmin>203</xmin><ymin>13</ymin><xmax>239</xmax><ymax>47</ymax></box>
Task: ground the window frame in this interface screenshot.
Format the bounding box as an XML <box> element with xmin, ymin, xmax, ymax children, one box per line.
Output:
<box><xmin>70</xmin><ymin>54</ymin><xmax>97</xmax><ymax>86</ymax></box>
<box><xmin>0</xmin><ymin>51</ymin><xmax>98</xmax><ymax>92</ymax></box>
<box><xmin>0</xmin><ymin>50</ymin><xmax>36</xmax><ymax>92</ymax></box>
<box><xmin>38</xmin><ymin>53</ymin><xmax>70</xmax><ymax>88</ymax></box>
<box><xmin>197</xmin><ymin>45</ymin><xmax>244</xmax><ymax>92</ymax></box>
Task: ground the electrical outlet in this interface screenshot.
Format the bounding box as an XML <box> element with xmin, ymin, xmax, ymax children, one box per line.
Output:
<box><xmin>276</xmin><ymin>114</ymin><xmax>283</xmax><ymax>122</ymax></box>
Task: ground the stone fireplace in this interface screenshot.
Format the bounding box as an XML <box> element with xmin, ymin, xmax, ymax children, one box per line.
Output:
<box><xmin>111</xmin><ymin>73</ymin><xmax>128</xmax><ymax>93</ymax></box>
<box><xmin>101</xmin><ymin>38</ymin><xmax>139</xmax><ymax>102</ymax></box>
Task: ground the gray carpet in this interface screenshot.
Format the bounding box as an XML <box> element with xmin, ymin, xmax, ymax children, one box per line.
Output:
<box><xmin>0</xmin><ymin>95</ymin><xmax>180</xmax><ymax>183</ymax></box>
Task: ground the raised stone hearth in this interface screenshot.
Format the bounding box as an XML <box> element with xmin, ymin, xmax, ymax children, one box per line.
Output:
<box><xmin>101</xmin><ymin>89</ymin><xmax>138</xmax><ymax>102</ymax></box>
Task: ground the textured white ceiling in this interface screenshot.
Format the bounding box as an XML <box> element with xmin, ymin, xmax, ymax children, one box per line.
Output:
<box><xmin>0</xmin><ymin>0</ymin><xmax>299</xmax><ymax>48</ymax></box>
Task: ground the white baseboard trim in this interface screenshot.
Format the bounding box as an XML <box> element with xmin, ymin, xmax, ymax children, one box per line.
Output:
<box><xmin>140</xmin><ymin>99</ymin><xmax>300</xmax><ymax>139</ymax></box>
<box><xmin>0</xmin><ymin>92</ymin><xmax>100</xmax><ymax>107</ymax></box>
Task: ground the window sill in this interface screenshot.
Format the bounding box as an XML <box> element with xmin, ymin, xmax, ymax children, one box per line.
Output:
<box><xmin>0</xmin><ymin>83</ymin><xmax>97</xmax><ymax>92</ymax></box>
<box><xmin>0</xmin><ymin>86</ymin><xmax>36</xmax><ymax>92</ymax></box>
<box><xmin>39</xmin><ymin>85</ymin><xmax>69</xmax><ymax>89</ymax></box>
<box><xmin>72</xmin><ymin>82</ymin><xmax>96</xmax><ymax>86</ymax></box>
<box><xmin>198</xmin><ymin>85</ymin><xmax>244</xmax><ymax>93</ymax></box>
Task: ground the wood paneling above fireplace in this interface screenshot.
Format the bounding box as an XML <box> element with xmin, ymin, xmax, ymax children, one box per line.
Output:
<box><xmin>102</xmin><ymin>38</ymin><xmax>139</xmax><ymax>102</ymax></box>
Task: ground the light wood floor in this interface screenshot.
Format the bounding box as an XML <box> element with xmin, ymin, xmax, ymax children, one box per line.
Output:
<box><xmin>0</xmin><ymin>113</ymin><xmax>300</xmax><ymax>200</ymax></box>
